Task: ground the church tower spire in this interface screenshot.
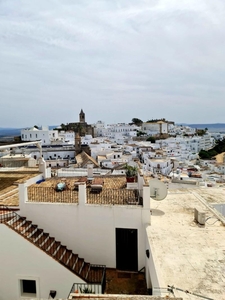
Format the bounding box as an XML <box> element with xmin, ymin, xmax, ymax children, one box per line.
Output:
<box><xmin>79</xmin><ymin>109</ymin><xmax>85</xmax><ymax>123</ymax></box>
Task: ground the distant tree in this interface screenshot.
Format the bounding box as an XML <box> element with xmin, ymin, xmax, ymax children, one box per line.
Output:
<box><xmin>199</xmin><ymin>150</ymin><xmax>210</xmax><ymax>159</ymax></box>
<box><xmin>146</xmin><ymin>118</ymin><xmax>166</xmax><ymax>123</ymax></box>
<box><xmin>60</xmin><ymin>123</ymin><xmax>69</xmax><ymax>131</ymax></box>
<box><xmin>60</xmin><ymin>123</ymin><xmax>66</xmax><ymax>130</ymax></box>
<box><xmin>137</xmin><ymin>130</ymin><xmax>147</xmax><ymax>137</ymax></box>
<box><xmin>196</xmin><ymin>129</ymin><xmax>207</xmax><ymax>136</ymax></box>
<box><xmin>208</xmin><ymin>149</ymin><xmax>218</xmax><ymax>157</ymax></box>
<box><xmin>213</xmin><ymin>138</ymin><xmax>225</xmax><ymax>153</ymax></box>
<box><xmin>132</xmin><ymin>118</ymin><xmax>143</xmax><ymax>126</ymax></box>
<box><xmin>146</xmin><ymin>136</ymin><xmax>156</xmax><ymax>143</ymax></box>
<box><xmin>198</xmin><ymin>138</ymin><xmax>225</xmax><ymax>159</ymax></box>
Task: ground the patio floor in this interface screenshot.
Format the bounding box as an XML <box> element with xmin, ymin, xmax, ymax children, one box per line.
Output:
<box><xmin>105</xmin><ymin>269</ymin><xmax>148</xmax><ymax>295</ymax></box>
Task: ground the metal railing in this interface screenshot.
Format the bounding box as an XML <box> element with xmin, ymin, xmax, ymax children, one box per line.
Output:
<box><xmin>69</xmin><ymin>264</ymin><xmax>106</xmax><ymax>295</ymax></box>
<box><xmin>0</xmin><ymin>204</ymin><xmax>20</xmax><ymax>224</ymax></box>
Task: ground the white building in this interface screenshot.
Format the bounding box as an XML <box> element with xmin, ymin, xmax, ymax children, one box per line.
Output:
<box><xmin>58</xmin><ymin>130</ymin><xmax>75</xmax><ymax>145</ymax></box>
<box><xmin>0</xmin><ymin>168</ymin><xmax>152</xmax><ymax>299</ymax></box>
<box><xmin>93</xmin><ymin>122</ymin><xmax>140</xmax><ymax>140</ymax></box>
<box><xmin>141</xmin><ymin>121</ymin><xmax>168</xmax><ymax>136</ymax></box>
<box><xmin>21</xmin><ymin>126</ymin><xmax>58</xmax><ymax>145</ymax></box>
<box><xmin>156</xmin><ymin>135</ymin><xmax>214</xmax><ymax>155</ymax></box>
<box><xmin>21</xmin><ymin>126</ymin><xmax>75</xmax><ymax>145</ymax></box>
<box><xmin>145</xmin><ymin>158</ymin><xmax>173</xmax><ymax>176</ymax></box>
<box><xmin>168</xmin><ymin>124</ymin><xmax>196</xmax><ymax>136</ymax></box>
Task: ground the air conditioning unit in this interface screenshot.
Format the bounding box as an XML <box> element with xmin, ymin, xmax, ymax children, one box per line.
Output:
<box><xmin>194</xmin><ymin>208</ymin><xmax>206</xmax><ymax>225</ymax></box>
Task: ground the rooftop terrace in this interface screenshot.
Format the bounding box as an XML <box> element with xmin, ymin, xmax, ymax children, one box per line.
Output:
<box><xmin>0</xmin><ymin>168</ymin><xmax>41</xmax><ymax>206</ymax></box>
<box><xmin>27</xmin><ymin>176</ymin><xmax>142</xmax><ymax>206</ymax></box>
<box><xmin>148</xmin><ymin>187</ymin><xmax>225</xmax><ymax>300</ymax></box>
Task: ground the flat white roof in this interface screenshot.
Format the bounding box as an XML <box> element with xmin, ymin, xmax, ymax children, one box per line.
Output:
<box><xmin>147</xmin><ymin>186</ymin><xmax>225</xmax><ymax>299</ymax></box>
<box><xmin>57</xmin><ymin>168</ymin><xmax>110</xmax><ymax>177</ymax></box>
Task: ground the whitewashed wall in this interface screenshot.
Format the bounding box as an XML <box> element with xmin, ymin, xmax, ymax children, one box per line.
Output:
<box><xmin>0</xmin><ymin>225</ymin><xmax>84</xmax><ymax>300</ymax></box>
<box><xmin>145</xmin><ymin>226</ymin><xmax>165</xmax><ymax>296</ymax></box>
<box><xmin>19</xmin><ymin>184</ymin><xmax>151</xmax><ymax>270</ymax></box>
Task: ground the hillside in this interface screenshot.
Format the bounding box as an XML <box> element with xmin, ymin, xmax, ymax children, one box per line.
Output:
<box><xmin>0</xmin><ymin>128</ymin><xmax>22</xmax><ymax>137</ymax></box>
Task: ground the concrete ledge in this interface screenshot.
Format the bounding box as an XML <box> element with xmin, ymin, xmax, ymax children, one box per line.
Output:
<box><xmin>69</xmin><ymin>294</ymin><xmax>182</xmax><ymax>300</ymax></box>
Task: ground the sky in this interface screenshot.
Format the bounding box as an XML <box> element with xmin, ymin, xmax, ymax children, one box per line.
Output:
<box><xmin>0</xmin><ymin>0</ymin><xmax>225</xmax><ymax>127</ymax></box>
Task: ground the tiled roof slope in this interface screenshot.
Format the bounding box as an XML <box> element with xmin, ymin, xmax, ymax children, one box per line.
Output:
<box><xmin>76</xmin><ymin>151</ymin><xmax>99</xmax><ymax>168</ymax></box>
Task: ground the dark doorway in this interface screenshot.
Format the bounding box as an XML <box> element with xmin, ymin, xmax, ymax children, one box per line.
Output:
<box><xmin>116</xmin><ymin>228</ymin><xmax>138</xmax><ymax>271</ymax></box>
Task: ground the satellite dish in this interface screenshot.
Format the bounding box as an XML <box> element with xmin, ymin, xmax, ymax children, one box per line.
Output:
<box><xmin>149</xmin><ymin>179</ymin><xmax>168</xmax><ymax>201</ymax></box>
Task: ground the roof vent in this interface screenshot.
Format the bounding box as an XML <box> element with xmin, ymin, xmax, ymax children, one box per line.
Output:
<box><xmin>194</xmin><ymin>208</ymin><xmax>206</xmax><ymax>225</ymax></box>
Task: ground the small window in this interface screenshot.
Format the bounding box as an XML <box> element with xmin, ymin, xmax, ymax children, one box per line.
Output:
<box><xmin>20</xmin><ymin>279</ymin><xmax>36</xmax><ymax>297</ymax></box>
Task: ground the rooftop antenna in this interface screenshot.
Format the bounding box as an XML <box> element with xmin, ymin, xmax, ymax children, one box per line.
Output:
<box><xmin>149</xmin><ymin>179</ymin><xmax>168</xmax><ymax>201</ymax></box>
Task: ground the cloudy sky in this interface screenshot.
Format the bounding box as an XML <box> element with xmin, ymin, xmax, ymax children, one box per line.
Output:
<box><xmin>0</xmin><ymin>0</ymin><xmax>225</xmax><ymax>127</ymax></box>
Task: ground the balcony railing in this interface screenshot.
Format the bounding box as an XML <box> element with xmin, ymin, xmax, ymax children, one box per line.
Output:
<box><xmin>0</xmin><ymin>205</ymin><xmax>18</xmax><ymax>223</ymax></box>
<box><xmin>69</xmin><ymin>264</ymin><xmax>106</xmax><ymax>295</ymax></box>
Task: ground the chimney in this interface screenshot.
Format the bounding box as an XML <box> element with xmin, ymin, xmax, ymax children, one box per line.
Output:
<box><xmin>87</xmin><ymin>163</ymin><xmax>93</xmax><ymax>179</ymax></box>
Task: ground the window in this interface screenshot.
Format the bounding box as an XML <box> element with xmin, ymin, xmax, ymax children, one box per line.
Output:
<box><xmin>19</xmin><ymin>278</ymin><xmax>39</xmax><ymax>298</ymax></box>
<box><xmin>22</xmin><ymin>280</ymin><xmax>36</xmax><ymax>294</ymax></box>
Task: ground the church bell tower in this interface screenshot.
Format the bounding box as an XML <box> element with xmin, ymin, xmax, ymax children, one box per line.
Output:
<box><xmin>79</xmin><ymin>109</ymin><xmax>85</xmax><ymax>123</ymax></box>
<box><xmin>75</xmin><ymin>132</ymin><xmax>81</xmax><ymax>155</ymax></box>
